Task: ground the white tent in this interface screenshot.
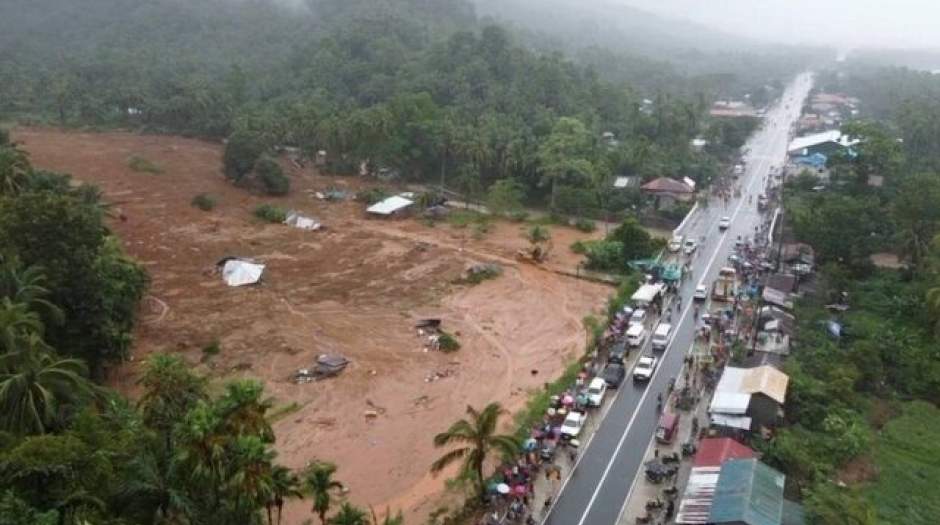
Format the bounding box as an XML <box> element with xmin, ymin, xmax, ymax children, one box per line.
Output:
<box><xmin>284</xmin><ymin>211</ymin><xmax>321</xmax><ymax>230</ymax></box>
<box><xmin>631</xmin><ymin>283</ymin><xmax>663</xmax><ymax>305</ymax></box>
<box><xmin>367</xmin><ymin>195</ymin><xmax>414</xmax><ymax>215</ymax></box>
<box><xmin>222</xmin><ymin>260</ymin><xmax>265</xmax><ymax>287</ymax></box>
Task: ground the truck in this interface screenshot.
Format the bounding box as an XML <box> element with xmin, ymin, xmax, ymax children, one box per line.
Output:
<box><xmin>711</xmin><ymin>267</ymin><xmax>738</xmax><ymax>302</ymax></box>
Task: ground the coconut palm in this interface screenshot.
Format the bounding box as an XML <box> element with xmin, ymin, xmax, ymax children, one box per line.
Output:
<box><xmin>268</xmin><ymin>465</ymin><xmax>302</xmax><ymax>525</ymax></box>
<box><xmin>225</xmin><ymin>435</ymin><xmax>275</xmax><ymax>516</ymax></box>
<box><xmin>0</xmin><ymin>261</ymin><xmax>64</xmax><ymax>325</ymax></box>
<box><xmin>329</xmin><ymin>503</ymin><xmax>368</xmax><ymax>525</ymax></box>
<box><xmin>138</xmin><ymin>353</ymin><xmax>206</xmax><ymax>449</ymax></box>
<box><xmin>430</xmin><ymin>403</ymin><xmax>521</xmax><ymax>497</ymax></box>
<box><xmin>215</xmin><ymin>379</ymin><xmax>274</xmax><ymax>443</ymax></box>
<box><xmin>0</xmin><ymin>299</ymin><xmax>47</xmax><ymax>353</ymax></box>
<box><xmin>120</xmin><ymin>446</ymin><xmax>194</xmax><ymax>524</ymax></box>
<box><xmin>302</xmin><ymin>461</ymin><xmax>344</xmax><ymax>525</ymax></box>
<box><xmin>173</xmin><ymin>403</ymin><xmax>227</xmax><ymax>508</ymax></box>
<box><xmin>0</xmin><ymin>346</ymin><xmax>96</xmax><ymax>435</ymax></box>
<box><xmin>0</xmin><ymin>145</ymin><xmax>31</xmax><ymax>196</ymax></box>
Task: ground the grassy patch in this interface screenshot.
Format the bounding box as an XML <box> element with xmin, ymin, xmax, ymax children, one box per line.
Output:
<box><xmin>447</xmin><ymin>209</ymin><xmax>489</xmax><ymax>229</ymax></box>
<box><xmin>201</xmin><ymin>340</ymin><xmax>221</xmax><ymax>358</ymax></box>
<box><xmin>511</xmin><ymin>360</ymin><xmax>583</xmax><ymax>442</ymax></box>
<box><xmin>128</xmin><ymin>155</ymin><xmax>163</xmax><ymax>174</ymax></box>
<box><xmin>864</xmin><ymin>401</ymin><xmax>940</xmax><ymax>524</ymax></box>
<box><xmin>573</xmin><ymin>217</ymin><xmax>596</xmax><ymax>233</ymax></box>
<box><xmin>254</xmin><ymin>203</ymin><xmax>287</xmax><ymax>223</ymax></box>
<box><xmin>191</xmin><ymin>193</ymin><xmax>217</xmax><ymax>211</ymax></box>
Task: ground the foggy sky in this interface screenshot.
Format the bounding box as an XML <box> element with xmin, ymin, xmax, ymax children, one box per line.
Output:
<box><xmin>617</xmin><ymin>0</ymin><xmax>940</xmax><ymax>49</ymax></box>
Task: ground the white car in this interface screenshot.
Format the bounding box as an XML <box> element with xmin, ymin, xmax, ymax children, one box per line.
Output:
<box><xmin>633</xmin><ymin>355</ymin><xmax>658</xmax><ymax>381</ymax></box>
<box><xmin>694</xmin><ymin>284</ymin><xmax>708</xmax><ymax>301</ymax></box>
<box><xmin>683</xmin><ymin>239</ymin><xmax>697</xmax><ymax>255</ymax></box>
<box><xmin>629</xmin><ymin>308</ymin><xmax>647</xmax><ymax>327</ymax></box>
<box><xmin>585</xmin><ymin>377</ymin><xmax>607</xmax><ymax>407</ymax></box>
<box><xmin>560</xmin><ymin>411</ymin><xmax>586</xmax><ymax>438</ymax></box>
<box><xmin>668</xmin><ymin>235</ymin><xmax>683</xmax><ymax>253</ymax></box>
<box><xmin>718</xmin><ymin>216</ymin><xmax>731</xmax><ymax>230</ymax></box>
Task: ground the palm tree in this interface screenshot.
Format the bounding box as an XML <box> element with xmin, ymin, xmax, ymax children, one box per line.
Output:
<box><xmin>303</xmin><ymin>461</ymin><xmax>344</xmax><ymax>525</ymax></box>
<box><xmin>0</xmin><ymin>260</ymin><xmax>64</xmax><ymax>325</ymax></box>
<box><xmin>120</xmin><ymin>445</ymin><xmax>194</xmax><ymax>524</ymax></box>
<box><xmin>0</xmin><ymin>299</ymin><xmax>47</xmax><ymax>353</ymax></box>
<box><xmin>0</xmin><ymin>145</ymin><xmax>31</xmax><ymax>196</ymax></box>
<box><xmin>138</xmin><ymin>353</ymin><xmax>206</xmax><ymax>450</ymax></box>
<box><xmin>225</xmin><ymin>435</ymin><xmax>275</xmax><ymax>517</ymax></box>
<box><xmin>430</xmin><ymin>403</ymin><xmax>521</xmax><ymax>497</ymax></box>
<box><xmin>370</xmin><ymin>507</ymin><xmax>404</xmax><ymax>525</ymax></box>
<box><xmin>173</xmin><ymin>403</ymin><xmax>227</xmax><ymax>509</ymax></box>
<box><xmin>268</xmin><ymin>465</ymin><xmax>302</xmax><ymax>525</ymax></box>
<box><xmin>329</xmin><ymin>503</ymin><xmax>368</xmax><ymax>525</ymax></box>
<box><xmin>0</xmin><ymin>346</ymin><xmax>96</xmax><ymax>435</ymax></box>
<box><xmin>216</xmin><ymin>379</ymin><xmax>274</xmax><ymax>443</ymax></box>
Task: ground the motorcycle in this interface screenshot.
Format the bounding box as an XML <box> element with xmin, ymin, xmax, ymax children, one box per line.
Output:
<box><xmin>661</xmin><ymin>452</ymin><xmax>681</xmax><ymax>464</ymax></box>
<box><xmin>645</xmin><ymin>498</ymin><xmax>664</xmax><ymax>511</ymax></box>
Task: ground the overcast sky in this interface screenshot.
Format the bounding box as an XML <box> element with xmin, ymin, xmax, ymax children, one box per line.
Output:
<box><xmin>617</xmin><ymin>0</ymin><xmax>940</xmax><ymax>49</ymax></box>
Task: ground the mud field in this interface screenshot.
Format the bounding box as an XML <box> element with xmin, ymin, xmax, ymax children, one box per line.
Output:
<box><xmin>15</xmin><ymin>127</ymin><xmax>611</xmax><ymax>523</ymax></box>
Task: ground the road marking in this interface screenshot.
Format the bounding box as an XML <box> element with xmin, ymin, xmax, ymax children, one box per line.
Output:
<box><xmin>565</xmin><ymin>91</ymin><xmax>803</xmax><ymax>525</ymax></box>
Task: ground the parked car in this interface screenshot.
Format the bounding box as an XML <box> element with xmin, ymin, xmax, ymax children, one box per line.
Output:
<box><xmin>651</xmin><ymin>323</ymin><xmax>672</xmax><ymax>351</ymax></box>
<box><xmin>629</xmin><ymin>308</ymin><xmax>647</xmax><ymax>327</ymax></box>
<box><xmin>718</xmin><ymin>216</ymin><xmax>731</xmax><ymax>230</ymax></box>
<box><xmin>683</xmin><ymin>239</ymin><xmax>697</xmax><ymax>255</ymax></box>
<box><xmin>626</xmin><ymin>324</ymin><xmax>648</xmax><ymax>348</ymax></box>
<box><xmin>560</xmin><ymin>411</ymin><xmax>586</xmax><ymax>439</ymax></box>
<box><xmin>668</xmin><ymin>235</ymin><xmax>683</xmax><ymax>253</ymax></box>
<box><xmin>633</xmin><ymin>355</ymin><xmax>658</xmax><ymax>381</ymax></box>
<box><xmin>602</xmin><ymin>363</ymin><xmax>626</xmax><ymax>388</ymax></box>
<box><xmin>586</xmin><ymin>377</ymin><xmax>607</xmax><ymax>407</ymax></box>
<box><xmin>693</xmin><ymin>284</ymin><xmax>708</xmax><ymax>301</ymax></box>
<box><xmin>608</xmin><ymin>342</ymin><xmax>628</xmax><ymax>364</ymax></box>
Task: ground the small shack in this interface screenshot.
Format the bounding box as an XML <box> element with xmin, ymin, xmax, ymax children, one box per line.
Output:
<box><xmin>367</xmin><ymin>195</ymin><xmax>414</xmax><ymax>217</ymax></box>
<box><xmin>641</xmin><ymin>177</ymin><xmax>695</xmax><ymax>207</ymax></box>
<box><xmin>707</xmin><ymin>459</ymin><xmax>804</xmax><ymax>525</ymax></box>
<box><xmin>284</xmin><ymin>211</ymin><xmax>322</xmax><ymax>230</ymax></box>
<box><xmin>709</xmin><ymin>366</ymin><xmax>789</xmax><ymax>433</ymax></box>
<box><xmin>676</xmin><ymin>438</ymin><xmax>757</xmax><ymax>524</ymax></box>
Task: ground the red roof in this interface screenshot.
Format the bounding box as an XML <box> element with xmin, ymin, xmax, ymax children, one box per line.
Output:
<box><xmin>641</xmin><ymin>177</ymin><xmax>694</xmax><ymax>194</ymax></box>
<box><xmin>692</xmin><ymin>438</ymin><xmax>755</xmax><ymax>467</ymax></box>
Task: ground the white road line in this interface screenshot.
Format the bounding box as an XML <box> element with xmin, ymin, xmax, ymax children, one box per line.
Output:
<box><xmin>575</xmin><ymin>96</ymin><xmax>797</xmax><ymax>525</ymax></box>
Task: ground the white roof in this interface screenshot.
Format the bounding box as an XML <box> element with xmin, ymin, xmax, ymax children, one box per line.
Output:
<box><xmin>613</xmin><ymin>176</ymin><xmax>631</xmax><ymax>188</ymax></box>
<box><xmin>222</xmin><ymin>260</ymin><xmax>265</xmax><ymax>287</ymax></box>
<box><xmin>367</xmin><ymin>195</ymin><xmax>414</xmax><ymax>215</ymax></box>
<box><xmin>710</xmin><ymin>413</ymin><xmax>752</xmax><ymax>430</ymax></box>
<box><xmin>588</xmin><ymin>377</ymin><xmax>606</xmax><ymax>390</ymax></box>
<box><xmin>631</xmin><ymin>283</ymin><xmax>663</xmax><ymax>304</ymax></box>
<box><xmin>683</xmin><ymin>177</ymin><xmax>697</xmax><ymax>191</ymax></box>
<box><xmin>787</xmin><ymin>130</ymin><xmax>858</xmax><ymax>154</ymax></box>
<box><xmin>691</xmin><ymin>138</ymin><xmax>708</xmax><ymax>148</ymax></box>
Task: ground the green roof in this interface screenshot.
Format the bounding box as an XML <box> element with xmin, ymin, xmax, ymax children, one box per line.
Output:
<box><xmin>781</xmin><ymin>500</ymin><xmax>806</xmax><ymax>525</ymax></box>
<box><xmin>708</xmin><ymin>459</ymin><xmax>786</xmax><ymax>525</ymax></box>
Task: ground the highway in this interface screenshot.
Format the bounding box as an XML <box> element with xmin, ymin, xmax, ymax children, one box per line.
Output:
<box><xmin>543</xmin><ymin>73</ymin><xmax>814</xmax><ymax>525</ymax></box>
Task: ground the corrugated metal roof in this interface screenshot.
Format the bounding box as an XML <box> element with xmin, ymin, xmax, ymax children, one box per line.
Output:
<box><xmin>676</xmin><ymin>467</ymin><xmax>721</xmax><ymax>524</ymax></box>
<box><xmin>787</xmin><ymin>130</ymin><xmax>857</xmax><ymax>153</ymax></box>
<box><xmin>710</xmin><ymin>413</ymin><xmax>752</xmax><ymax>430</ymax></box>
<box><xmin>367</xmin><ymin>195</ymin><xmax>414</xmax><ymax>215</ymax></box>
<box><xmin>742</xmin><ymin>366</ymin><xmax>789</xmax><ymax>405</ymax></box>
<box><xmin>708</xmin><ymin>459</ymin><xmax>786</xmax><ymax>525</ymax></box>
<box><xmin>641</xmin><ymin>177</ymin><xmax>694</xmax><ymax>194</ymax></box>
<box><xmin>710</xmin><ymin>366</ymin><xmax>789</xmax><ymax>413</ymax></box>
<box><xmin>693</xmin><ymin>438</ymin><xmax>756</xmax><ymax>467</ymax></box>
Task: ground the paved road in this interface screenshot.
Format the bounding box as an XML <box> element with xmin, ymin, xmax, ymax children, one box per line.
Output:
<box><xmin>543</xmin><ymin>73</ymin><xmax>814</xmax><ymax>525</ymax></box>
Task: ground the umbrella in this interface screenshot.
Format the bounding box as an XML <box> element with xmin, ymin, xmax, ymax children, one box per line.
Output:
<box><xmin>546</xmin><ymin>407</ymin><xmax>556</xmax><ymax>417</ymax></box>
<box><xmin>496</xmin><ymin>483</ymin><xmax>510</xmax><ymax>495</ymax></box>
<box><xmin>644</xmin><ymin>460</ymin><xmax>670</xmax><ymax>477</ymax></box>
<box><xmin>487</xmin><ymin>481</ymin><xmax>500</xmax><ymax>494</ymax></box>
<box><xmin>561</xmin><ymin>395</ymin><xmax>574</xmax><ymax>406</ymax></box>
<box><xmin>513</xmin><ymin>485</ymin><xmax>527</xmax><ymax>496</ymax></box>
<box><xmin>523</xmin><ymin>438</ymin><xmax>538</xmax><ymax>451</ymax></box>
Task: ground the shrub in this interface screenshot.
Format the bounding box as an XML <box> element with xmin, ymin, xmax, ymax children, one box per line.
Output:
<box><xmin>128</xmin><ymin>155</ymin><xmax>163</xmax><ymax>174</ymax></box>
<box><xmin>570</xmin><ymin>240</ymin><xmax>588</xmax><ymax>254</ymax></box>
<box><xmin>507</xmin><ymin>210</ymin><xmax>529</xmax><ymax>222</ymax></box>
<box><xmin>460</xmin><ymin>263</ymin><xmax>502</xmax><ymax>284</ymax></box>
<box><xmin>253</xmin><ymin>155</ymin><xmax>290</xmax><ymax>195</ymax></box>
<box><xmin>190</xmin><ymin>193</ymin><xmax>217</xmax><ymax>211</ymax></box>
<box><xmin>356</xmin><ymin>187</ymin><xmax>389</xmax><ymax>205</ymax></box>
<box><xmin>254</xmin><ymin>203</ymin><xmax>287</xmax><ymax>223</ymax></box>
<box><xmin>223</xmin><ymin>130</ymin><xmax>266</xmax><ymax>181</ymax></box>
<box><xmin>584</xmin><ymin>240</ymin><xmax>625</xmax><ymax>272</ymax></box>
<box><xmin>438</xmin><ymin>332</ymin><xmax>461</xmax><ymax>352</ymax></box>
<box><xmin>201</xmin><ymin>340</ymin><xmax>221</xmax><ymax>358</ymax></box>
<box><xmin>573</xmin><ymin>217</ymin><xmax>596</xmax><ymax>232</ymax></box>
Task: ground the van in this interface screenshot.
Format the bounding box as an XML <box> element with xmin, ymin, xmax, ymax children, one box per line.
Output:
<box><xmin>626</xmin><ymin>324</ymin><xmax>647</xmax><ymax>348</ymax></box>
<box><xmin>651</xmin><ymin>323</ymin><xmax>671</xmax><ymax>351</ymax></box>
<box><xmin>668</xmin><ymin>235</ymin><xmax>683</xmax><ymax>253</ymax></box>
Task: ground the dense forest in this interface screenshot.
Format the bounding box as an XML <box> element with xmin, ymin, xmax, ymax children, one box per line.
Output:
<box><xmin>0</xmin><ymin>0</ymin><xmax>806</xmax><ymax>216</ymax></box>
<box><xmin>758</xmin><ymin>67</ymin><xmax>940</xmax><ymax>524</ymax></box>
